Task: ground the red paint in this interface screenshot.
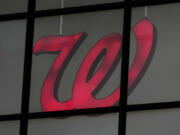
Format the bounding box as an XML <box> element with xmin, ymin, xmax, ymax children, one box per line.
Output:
<box><xmin>73</xmin><ymin>33</ymin><xmax>121</xmax><ymax>109</ymax></box>
<box><xmin>33</xmin><ymin>33</ymin><xmax>83</xmax><ymax>111</ymax></box>
<box><xmin>128</xmin><ymin>19</ymin><xmax>154</xmax><ymax>91</ymax></box>
<box><xmin>33</xmin><ymin>19</ymin><xmax>155</xmax><ymax>112</ymax></box>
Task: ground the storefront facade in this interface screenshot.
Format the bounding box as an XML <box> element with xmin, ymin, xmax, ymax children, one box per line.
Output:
<box><xmin>0</xmin><ymin>0</ymin><xmax>180</xmax><ymax>135</ymax></box>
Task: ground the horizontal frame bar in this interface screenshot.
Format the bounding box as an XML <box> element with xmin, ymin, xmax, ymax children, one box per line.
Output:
<box><xmin>0</xmin><ymin>0</ymin><xmax>180</xmax><ymax>22</ymax></box>
<box><xmin>0</xmin><ymin>101</ymin><xmax>179</xmax><ymax>121</ymax></box>
<box><xmin>131</xmin><ymin>0</ymin><xmax>180</xmax><ymax>7</ymax></box>
<box><xmin>27</xmin><ymin>101</ymin><xmax>180</xmax><ymax>119</ymax></box>
<box><xmin>0</xmin><ymin>13</ymin><xmax>27</xmax><ymax>21</ymax></box>
<box><xmin>0</xmin><ymin>114</ymin><xmax>21</xmax><ymax>121</ymax></box>
<box><xmin>127</xmin><ymin>101</ymin><xmax>180</xmax><ymax>111</ymax></box>
<box><xmin>28</xmin><ymin>107</ymin><xmax>119</xmax><ymax>119</ymax></box>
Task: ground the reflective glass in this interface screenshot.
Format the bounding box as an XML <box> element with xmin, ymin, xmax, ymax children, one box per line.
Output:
<box><xmin>128</xmin><ymin>4</ymin><xmax>180</xmax><ymax>104</ymax></box>
<box><xmin>30</xmin><ymin>9</ymin><xmax>123</xmax><ymax>112</ymax></box>
<box><xmin>0</xmin><ymin>0</ymin><xmax>27</xmax><ymax>15</ymax></box>
<box><xmin>127</xmin><ymin>109</ymin><xmax>180</xmax><ymax>135</ymax></box>
<box><xmin>28</xmin><ymin>113</ymin><xmax>118</xmax><ymax>135</ymax></box>
<box><xmin>0</xmin><ymin>20</ymin><xmax>26</xmax><ymax>114</ymax></box>
<box><xmin>0</xmin><ymin>121</ymin><xmax>20</xmax><ymax>135</ymax></box>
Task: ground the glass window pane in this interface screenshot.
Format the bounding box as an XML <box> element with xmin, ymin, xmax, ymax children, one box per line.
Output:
<box><xmin>128</xmin><ymin>3</ymin><xmax>180</xmax><ymax>105</ymax></box>
<box><xmin>36</xmin><ymin>0</ymin><xmax>123</xmax><ymax>10</ymax></box>
<box><xmin>0</xmin><ymin>20</ymin><xmax>26</xmax><ymax>114</ymax></box>
<box><xmin>126</xmin><ymin>109</ymin><xmax>180</xmax><ymax>135</ymax></box>
<box><xmin>0</xmin><ymin>121</ymin><xmax>20</xmax><ymax>135</ymax></box>
<box><xmin>28</xmin><ymin>113</ymin><xmax>118</xmax><ymax>135</ymax></box>
<box><xmin>36</xmin><ymin>0</ymin><xmax>62</xmax><ymax>11</ymax></box>
<box><xmin>30</xmin><ymin>9</ymin><xmax>123</xmax><ymax>112</ymax></box>
<box><xmin>0</xmin><ymin>0</ymin><xmax>27</xmax><ymax>15</ymax></box>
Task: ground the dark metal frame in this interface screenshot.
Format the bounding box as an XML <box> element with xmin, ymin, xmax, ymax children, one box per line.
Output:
<box><xmin>0</xmin><ymin>0</ymin><xmax>180</xmax><ymax>135</ymax></box>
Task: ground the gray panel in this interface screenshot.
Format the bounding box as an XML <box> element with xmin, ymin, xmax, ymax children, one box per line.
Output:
<box><xmin>0</xmin><ymin>20</ymin><xmax>26</xmax><ymax>114</ymax></box>
<box><xmin>28</xmin><ymin>113</ymin><xmax>118</xmax><ymax>135</ymax></box>
<box><xmin>30</xmin><ymin>9</ymin><xmax>123</xmax><ymax>112</ymax></box>
<box><xmin>0</xmin><ymin>121</ymin><xmax>20</xmax><ymax>135</ymax></box>
<box><xmin>127</xmin><ymin>109</ymin><xmax>180</xmax><ymax>135</ymax></box>
<box><xmin>0</xmin><ymin>0</ymin><xmax>27</xmax><ymax>14</ymax></box>
<box><xmin>128</xmin><ymin>4</ymin><xmax>180</xmax><ymax>104</ymax></box>
<box><xmin>36</xmin><ymin>0</ymin><xmax>62</xmax><ymax>11</ymax></box>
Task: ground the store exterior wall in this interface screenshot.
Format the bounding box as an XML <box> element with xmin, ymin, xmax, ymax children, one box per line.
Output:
<box><xmin>0</xmin><ymin>0</ymin><xmax>180</xmax><ymax>135</ymax></box>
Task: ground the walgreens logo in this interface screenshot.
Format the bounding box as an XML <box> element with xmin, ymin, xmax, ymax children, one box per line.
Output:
<box><xmin>33</xmin><ymin>19</ymin><xmax>156</xmax><ymax>111</ymax></box>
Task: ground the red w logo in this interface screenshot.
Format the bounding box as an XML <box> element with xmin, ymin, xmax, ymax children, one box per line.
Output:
<box><xmin>33</xmin><ymin>19</ymin><xmax>156</xmax><ymax>111</ymax></box>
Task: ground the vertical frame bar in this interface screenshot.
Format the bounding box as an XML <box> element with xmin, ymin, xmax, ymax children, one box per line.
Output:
<box><xmin>19</xmin><ymin>0</ymin><xmax>35</xmax><ymax>135</ymax></box>
<box><xmin>118</xmin><ymin>0</ymin><xmax>131</xmax><ymax>135</ymax></box>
